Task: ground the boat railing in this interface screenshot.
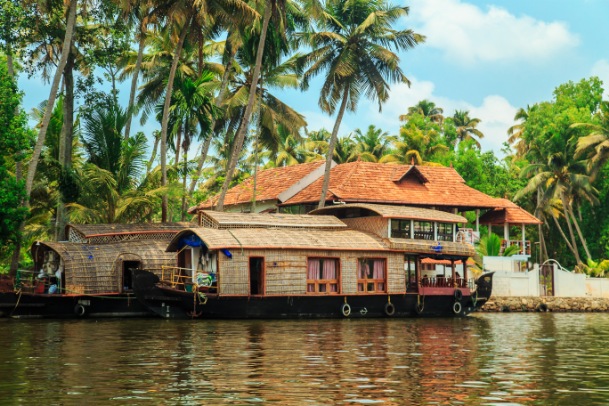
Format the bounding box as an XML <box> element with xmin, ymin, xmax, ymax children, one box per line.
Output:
<box><xmin>159</xmin><ymin>266</ymin><xmax>195</xmax><ymax>290</ymax></box>
<box><xmin>420</xmin><ymin>277</ymin><xmax>474</xmax><ymax>289</ymax></box>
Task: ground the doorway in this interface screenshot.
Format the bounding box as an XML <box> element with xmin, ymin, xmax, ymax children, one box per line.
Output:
<box><xmin>249</xmin><ymin>257</ymin><xmax>265</xmax><ymax>295</ymax></box>
<box><xmin>122</xmin><ymin>260</ymin><xmax>140</xmax><ymax>291</ymax></box>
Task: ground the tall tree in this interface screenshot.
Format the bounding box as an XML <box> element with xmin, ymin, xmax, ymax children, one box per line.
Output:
<box><xmin>452</xmin><ymin>110</ymin><xmax>484</xmax><ymax>148</ymax></box>
<box><xmin>297</xmin><ymin>0</ymin><xmax>423</xmax><ymax>208</ymax></box>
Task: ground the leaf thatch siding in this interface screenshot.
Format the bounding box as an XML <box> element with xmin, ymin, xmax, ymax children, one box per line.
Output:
<box><xmin>216</xmin><ymin>248</ymin><xmax>405</xmax><ymax>296</ymax></box>
<box><xmin>33</xmin><ymin>241</ymin><xmax>175</xmax><ymax>294</ymax></box>
<box><xmin>341</xmin><ymin>217</ymin><xmax>388</xmax><ymax>239</ymax></box>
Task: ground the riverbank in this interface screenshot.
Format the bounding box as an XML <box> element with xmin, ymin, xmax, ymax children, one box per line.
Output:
<box><xmin>481</xmin><ymin>296</ymin><xmax>609</xmax><ymax>312</ymax></box>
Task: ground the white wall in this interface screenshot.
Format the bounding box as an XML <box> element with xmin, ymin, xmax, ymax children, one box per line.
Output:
<box><xmin>492</xmin><ymin>270</ymin><xmax>540</xmax><ymax>297</ymax></box>
<box><xmin>586</xmin><ymin>278</ymin><xmax>609</xmax><ymax>298</ymax></box>
<box><xmin>554</xmin><ymin>268</ymin><xmax>586</xmax><ymax>297</ymax></box>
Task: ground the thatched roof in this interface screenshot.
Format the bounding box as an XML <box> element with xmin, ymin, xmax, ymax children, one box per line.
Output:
<box><xmin>199</xmin><ymin>210</ymin><xmax>346</xmax><ymax>229</ymax></box>
<box><xmin>167</xmin><ymin>227</ymin><xmax>388</xmax><ymax>252</ymax></box>
<box><xmin>67</xmin><ymin>222</ymin><xmax>193</xmax><ymax>243</ymax></box>
<box><xmin>309</xmin><ymin>203</ymin><xmax>467</xmax><ymax>223</ymax></box>
<box><xmin>31</xmin><ymin>241</ymin><xmax>175</xmax><ymax>294</ymax></box>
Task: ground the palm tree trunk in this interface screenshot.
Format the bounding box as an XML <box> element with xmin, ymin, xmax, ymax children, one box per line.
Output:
<box><xmin>160</xmin><ymin>16</ymin><xmax>190</xmax><ymax>222</ymax></box>
<box><xmin>551</xmin><ymin>215</ymin><xmax>576</xmax><ymax>256</ymax></box>
<box><xmin>188</xmin><ymin>47</ymin><xmax>236</xmax><ymax>197</ymax></box>
<box><xmin>567</xmin><ymin>204</ymin><xmax>592</xmax><ymax>261</ymax></box>
<box><xmin>147</xmin><ymin>131</ymin><xmax>160</xmax><ymax>174</ymax></box>
<box><xmin>25</xmin><ymin>0</ymin><xmax>77</xmax><ymax>198</ymax></box>
<box><xmin>188</xmin><ymin>134</ymin><xmax>212</xmax><ymax>196</ymax></box>
<box><xmin>124</xmin><ymin>21</ymin><xmax>147</xmax><ymax>140</ymax></box>
<box><xmin>216</xmin><ymin>3</ymin><xmax>271</xmax><ymax>211</ymax></box>
<box><xmin>318</xmin><ymin>86</ymin><xmax>349</xmax><ymax>208</ymax></box>
<box><xmin>55</xmin><ymin>51</ymin><xmax>75</xmax><ymax>242</ymax></box>
<box><xmin>181</xmin><ymin>145</ymin><xmax>188</xmax><ymax>221</ymax></box>
<box><xmin>560</xmin><ymin>192</ymin><xmax>582</xmax><ymax>264</ymax></box>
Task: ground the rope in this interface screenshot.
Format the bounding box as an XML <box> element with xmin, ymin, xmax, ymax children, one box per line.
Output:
<box><xmin>10</xmin><ymin>289</ymin><xmax>23</xmax><ymax>316</ymax></box>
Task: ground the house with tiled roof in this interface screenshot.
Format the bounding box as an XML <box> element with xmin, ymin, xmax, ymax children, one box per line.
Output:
<box><xmin>191</xmin><ymin>161</ymin><xmax>541</xmax><ymax>256</ymax></box>
<box><xmin>189</xmin><ymin>160</ymin><xmax>333</xmax><ymax>214</ymax></box>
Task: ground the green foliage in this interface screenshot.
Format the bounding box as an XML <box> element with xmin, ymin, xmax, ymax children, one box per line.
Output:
<box><xmin>0</xmin><ymin>59</ymin><xmax>31</xmax><ymax>260</ymax></box>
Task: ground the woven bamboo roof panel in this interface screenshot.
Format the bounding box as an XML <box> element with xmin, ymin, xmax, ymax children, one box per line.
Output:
<box><xmin>309</xmin><ymin>203</ymin><xmax>467</xmax><ymax>223</ymax></box>
<box><xmin>388</xmin><ymin>238</ymin><xmax>476</xmax><ymax>257</ymax></box>
<box><xmin>282</xmin><ymin>161</ymin><xmax>506</xmax><ymax>210</ymax></box>
<box><xmin>32</xmin><ymin>240</ymin><xmax>175</xmax><ymax>294</ymax></box>
<box><xmin>67</xmin><ymin>222</ymin><xmax>192</xmax><ymax>243</ymax></box>
<box><xmin>191</xmin><ymin>161</ymin><xmax>326</xmax><ymax>212</ymax></box>
<box><xmin>167</xmin><ymin>227</ymin><xmax>389</xmax><ymax>252</ymax></box>
<box><xmin>199</xmin><ymin>210</ymin><xmax>346</xmax><ymax>229</ymax></box>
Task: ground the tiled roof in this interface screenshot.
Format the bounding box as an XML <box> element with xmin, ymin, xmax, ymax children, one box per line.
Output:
<box><xmin>282</xmin><ymin>161</ymin><xmax>504</xmax><ymax>210</ymax></box>
<box><xmin>309</xmin><ymin>203</ymin><xmax>468</xmax><ymax>223</ymax></box>
<box><xmin>479</xmin><ymin>199</ymin><xmax>542</xmax><ymax>225</ymax></box>
<box><xmin>191</xmin><ymin>161</ymin><xmax>326</xmax><ymax>212</ymax></box>
<box><xmin>199</xmin><ymin>210</ymin><xmax>346</xmax><ymax>229</ymax></box>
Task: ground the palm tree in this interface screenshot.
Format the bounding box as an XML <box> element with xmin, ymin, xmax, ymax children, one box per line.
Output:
<box><xmin>574</xmin><ymin>100</ymin><xmax>609</xmax><ymax>180</ymax></box>
<box><xmin>296</xmin><ymin>0</ymin><xmax>423</xmax><ymax>208</ymax></box>
<box><xmin>507</xmin><ymin>106</ymin><xmax>534</xmax><ymax>158</ymax></box>
<box><xmin>516</xmin><ymin>150</ymin><xmax>598</xmax><ymax>265</ymax></box>
<box><xmin>216</xmin><ymin>0</ymin><xmax>289</xmax><ymax>211</ymax></box>
<box><xmin>351</xmin><ymin>125</ymin><xmax>391</xmax><ymax>162</ymax></box>
<box><xmin>452</xmin><ymin>110</ymin><xmax>484</xmax><ymax>148</ymax></box>
<box><xmin>400</xmin><ymin>99</ymin><xmax>444</xmax><ymax>124</ymax></box>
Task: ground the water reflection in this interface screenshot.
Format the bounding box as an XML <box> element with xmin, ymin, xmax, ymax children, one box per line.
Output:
<box><xmin>2</xmin><ymin>314</ymin><xmax>609</xmax><ymax>404</ymax></box>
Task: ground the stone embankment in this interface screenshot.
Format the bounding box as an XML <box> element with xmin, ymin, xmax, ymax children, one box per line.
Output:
<box><xmin>481</xmin><ymin>296</ymin><xmax>609</xmax><ymax>312</ymax></box>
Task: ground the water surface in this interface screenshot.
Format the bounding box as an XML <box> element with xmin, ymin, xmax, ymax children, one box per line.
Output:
<box><xmin>1</xmin><ymin>313</ymin><xmax>608</xmax><ymax>405</ymax></box>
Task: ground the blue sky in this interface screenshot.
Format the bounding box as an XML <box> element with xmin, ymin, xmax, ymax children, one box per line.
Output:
<box><xmin>18</xmin><ymin>0</ymin><xmax>609</xmax><ymax>156</ymax></box>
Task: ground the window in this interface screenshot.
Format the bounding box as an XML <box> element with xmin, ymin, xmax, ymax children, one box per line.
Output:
<box><xmin>307</xmin><ymin>258</ymin><xmax>340</xmax><ymax>293</ymax></box>
<box><xmin>413</xmin><ymin>221</ymin><xmax>434</xmax><ymax>240</ymax></box>
<box><xmin>357</xmin><ymin>258</ymin><xmax>386</xmax><ymax>293</ymax></box>
<box><xmin>437</xmin><ymin>223</ymin><xmax>453</xmax><ymax>241</ymax></box>
<box><xmin>391</xmin><ymin>219</ymin><xmax>411</xmax><ymax>238</ymax></box>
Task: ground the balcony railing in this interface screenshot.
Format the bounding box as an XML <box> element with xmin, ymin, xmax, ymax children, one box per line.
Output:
<box><xmin>501</xmin><ymin>240</ymin><xmax>531</xmax><ymax>255</ymax></box>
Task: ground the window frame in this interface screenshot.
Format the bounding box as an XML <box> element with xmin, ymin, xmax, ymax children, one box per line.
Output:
<box><xmin>391</xmin><ymin>219</ymin><xmax>411</xmax><ymax>239</ymax></box>
<box><xmin>306</xmin><ymin>257</ymin><xmax>341</xmax><ymax>294</ymax></box>
<box><xmin>357</xmin><ymin>257</ymin><xmax>388</xmax><ymax>294</ymax></box>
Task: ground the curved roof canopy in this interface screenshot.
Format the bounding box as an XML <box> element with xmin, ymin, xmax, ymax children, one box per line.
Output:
<box><xmin>309</xmin><ymin>203</ymin><xmax>468</xmax><ymax>223</ymax></box>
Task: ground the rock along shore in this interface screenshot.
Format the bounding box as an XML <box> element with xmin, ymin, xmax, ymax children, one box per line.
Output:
<box><xmin>480</xmin><ymin>296</ymin><xmax>609</xmax><ymax>312</ymax></box>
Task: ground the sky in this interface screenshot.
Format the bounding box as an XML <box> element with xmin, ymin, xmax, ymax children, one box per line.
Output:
<box><xmin>17</xmin><ymin>0</ymin><xmax>609</xmax><ymax>157</ymax></box>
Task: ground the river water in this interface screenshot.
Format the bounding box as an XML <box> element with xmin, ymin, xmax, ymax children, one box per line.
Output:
<box><xmin>1</xmin><ymin>313</ymin><xmax>608</xmax><ymax>405</ymax></box>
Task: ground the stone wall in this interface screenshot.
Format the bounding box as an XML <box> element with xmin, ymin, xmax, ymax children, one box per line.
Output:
<box><xmin>481</xmin><ymin>296</ymin><xmax>609</xmax><ymax>312</ymax></box>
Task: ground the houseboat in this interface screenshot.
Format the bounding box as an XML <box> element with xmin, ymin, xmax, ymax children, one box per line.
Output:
<box><xmin>132</xmin><ymin>205</ymin><xmax>494</xmax><ymax>319</ymax></box>
<box><xmin>0</xmin><ymin>223</ymin><xmax>188</xmax><ymax>318</ymax></box>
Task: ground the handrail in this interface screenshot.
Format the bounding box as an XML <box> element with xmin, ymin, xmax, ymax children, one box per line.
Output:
<box><xmin>541</xmin><ymin>259</ymin><xmax>571</xmax><ymax>273</ymax></box>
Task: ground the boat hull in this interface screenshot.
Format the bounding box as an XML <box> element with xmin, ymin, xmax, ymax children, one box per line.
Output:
<box><xmin>133</xmin><ymin>270</ymin><xmax>493</xmax><ymax>320</ymax></box>
<box><xmin>0</xmin><ymin>291</ymin><xmax>154</xmax><ymax>319</ymax></box>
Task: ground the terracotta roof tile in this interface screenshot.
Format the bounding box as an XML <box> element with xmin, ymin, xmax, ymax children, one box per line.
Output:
<box><xmin>283</xmin><ymin>161</ymin><xmax>503</xmax><ymax>210</ymax></box>
<box><xmin>191</xmin><ymin>161</ymin><xmax>325</xmax><ymax>212</ymax></box>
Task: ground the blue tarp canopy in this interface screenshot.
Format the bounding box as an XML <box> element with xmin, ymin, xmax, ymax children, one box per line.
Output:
<box><xmin>179</xmin><ymin>234</ymin><xmax>204</xmax><ymax>248</ymax></box>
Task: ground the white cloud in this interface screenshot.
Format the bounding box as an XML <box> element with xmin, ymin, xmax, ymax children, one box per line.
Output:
<box><xmin>591</xmin><ymin>59</ymin><xmax>609</xmax><ymax>99</ymax></box>
<box><xmin>302</xmin><ymin>110</ymin><xmax>353</xmax><ymax>136</ymax></box>
<box><xmin>408</xmin><ymin>0</ymin><xmax>579</xmax><ymax>65</ymax></box>
<box><xmin>352</xmin><ymin>76</ymin><xmax>517</xmax><ymax>155</ymax></box>
<box><xmin>470</xmin><ymin>95</ymin><xmax>517</xmax><ymax>154</ymax></box>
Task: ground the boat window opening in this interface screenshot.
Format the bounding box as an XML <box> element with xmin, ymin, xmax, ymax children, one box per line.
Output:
<box><xmin>413</xmin><ymin>221</ymin><xmax>434</xmax><ymax>240</ymax></box>
<box><xmin>405</xmin><ymin>255</ymin><xmax>417</xmax><ymax>292</ymax></box>
<box><xmin>306</xmin><ymin>258</ymin><xmax>340</xmax><ymax>294</ymax></box>
<box><xmin>357</xmin><ymin>258</ymin><xmax>387</xmax><ymax>293</ymax></box>
<box><xmin>391</xmin><ymin>219</ymin><xmax>411</xmax><ymax>239</ymax></box>
<box><xmin>249</xmin><ymin>257</ymin><xmax>265</xmax><ymax>295</ymax></box>
<box><xmin>122</xmin><ymin>260</ymin><xmax>140</xmax><ymax>291</ymax></box>
<box><xmin>437</xmin><ymin>222</ymin><xmax>453</xmax><ymax>241</ymax></box>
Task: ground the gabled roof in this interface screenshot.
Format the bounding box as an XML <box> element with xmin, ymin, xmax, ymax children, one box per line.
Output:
<box><xmin>309</xmin><ymin>203</ymin><xmax>467</xmax><ymax>223</ymax></box>
<box><xmin>166</xmin><ymin>227</ymin><xmax>388</xmax><ymax>252</ymax></box>
<box><xmin>199</xmin><ymin>210</ymin><xmax>346</xmax><ymax>229</ymax></box>
<box><xmin>190</xmin><ymin>160</ymin><xmax>328</xmax><ymax>213</ymax></box>
<box><xmin>479</xmin><ymin>199</ymin><xmax>542</xmax><ymax>225</ymax></box>
<box><xmin>282</xmin><ymin>161</ymin><xmax>503</xmax><ymax>210</ymax></box>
